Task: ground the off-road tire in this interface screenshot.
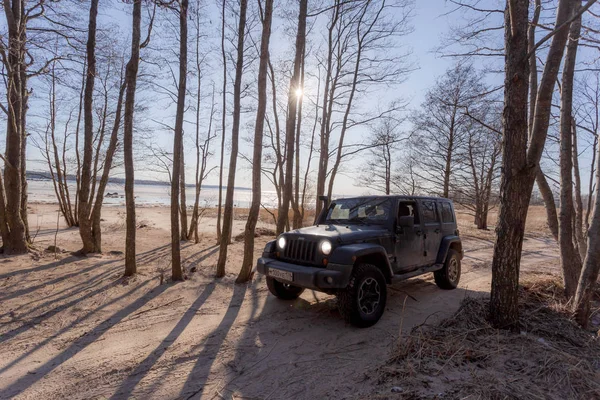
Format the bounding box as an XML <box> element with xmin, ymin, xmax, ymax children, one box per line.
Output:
<box><xmin>266</xmin><ymin>276</ymin><xmax>305</xmax><ymax>300</ymax></box>
<box><xmin>337</xmin><ymin>263</ymin><xmax>387</xmax><ymax>328</ymax></box>
<box><xmin>434</xmin><ymin>249</ymin><xmax>461</xmax><ymax>290</ymax></box>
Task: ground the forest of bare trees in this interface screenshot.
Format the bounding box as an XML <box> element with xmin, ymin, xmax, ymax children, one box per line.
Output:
<box><xmin>2</xmin><ymin>0</ymin><xmax>600</xmax><ymax>332</ymax></box>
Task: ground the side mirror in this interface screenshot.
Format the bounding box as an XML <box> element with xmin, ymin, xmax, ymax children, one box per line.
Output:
<box><xmin>398</xmin><ymin>215</ymin><xmax>414</xmax><ymax>229</ymax></box>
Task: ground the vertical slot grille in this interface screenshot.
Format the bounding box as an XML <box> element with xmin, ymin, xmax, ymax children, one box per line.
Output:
<box><xmin>282</xmin><ymin>239</ymin><xmax>316</xmax><ymax>264</ymax></box>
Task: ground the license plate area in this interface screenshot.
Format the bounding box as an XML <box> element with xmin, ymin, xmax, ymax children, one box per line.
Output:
<box><xmin>268</xmin><ymin>268</ymin><xmax>293</xmax><ymax>282</ymax></box>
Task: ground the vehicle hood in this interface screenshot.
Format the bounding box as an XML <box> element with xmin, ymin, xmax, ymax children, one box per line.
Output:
<box><xmin>286</xmin><ymin>224</ymin><xmax>390</xmax><ymax>244</ymax></box>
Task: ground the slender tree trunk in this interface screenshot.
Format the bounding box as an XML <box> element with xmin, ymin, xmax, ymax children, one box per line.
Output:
<box><xmin>216</xmin><ymin>0</ymin><xmax>248</xmax><ymax>278</ymax></box>
<box><xmin>180</xmin><ymin>139</ymin><xmax>188</xmax><ymax>241</ymax></box>
<box><xmin>239</xmin><ymin>0</ymin><xmax>274</xmax><ymax>283</ymax></box>
<box><xmin>528</xmin><ymin>0</ymin><xmax>559</xmax><ymax>242</ymax></box>
<box><xmin>558</xmin><ymin>8</ymin><xmax>582</xmax><ymax>298</ymax></box>
<box><xmin>123</xmin><ymin>0</ymin><xmax>144</xmax><ymax>276</ymax></box>
<box><xmin>277</xmin><ymin>0</ymin><xmax>307</xmax><ymax>234</ymax></box>
<box><xmin>292</xmin><ymin>48</ymin><xmax>306</xmax><ymax>229</ymax></box>
<box><xmin>573</xmin><ymin>128</ymin><xmax>600</xmax><ymax>327</ymax></box>
<box><xmin>586</xmin><ymin>134</ymin><xmax>598</xmax><ymax>232</ymax></box>
<box><xmin>572</xmin><ymin>121</ymin><xmax>586</xmax><ymax>258</ymax></box>
<box><xmin>490</xmin><ymin>0</ymin><xmax>574</xmax><ymax>329</ymax></box>
<box><xmin>171</xmin><ymin>0</ymin><xmax>188</xmax><ymax>281</ymax></box>
<box><xmin>90</xmin><ymin>80</ymin><xmax>127</xmax><ymax>252</ymax></box>
<box><xmin>78</xmin><ymin>0</ymin><xmax>99</xmax><ymax>254</ymax></box>
<box><xmin>216</xmin><ymin>0</ymin><xmax>227</xmax><ymax>242</ymax></box>
<box><xmin>535</xmin><ymin>170</ymin><xmax>559</xmax><ymax>240</ymax></box>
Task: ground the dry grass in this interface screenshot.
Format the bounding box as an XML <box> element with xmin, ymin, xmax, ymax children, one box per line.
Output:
<box><xmin>455</xmin><ymin>205</ymin><xmax>552</xmax><ymax>241</ymax></box>
<box><xmin>371</xmin><ymin>277</ymin><xmax>600</xmax><ymax>400</ymax></box>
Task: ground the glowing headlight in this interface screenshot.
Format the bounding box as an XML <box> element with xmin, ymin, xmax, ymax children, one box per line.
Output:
<box><xmin>320</xmin><ymin>240</ymin><xmax>332</xmax><ymax>255</ymax></box>
<box><xmin>277</xmin><ymin>236</ymin><xmax>286</xmax><ymax>250</ymax></box>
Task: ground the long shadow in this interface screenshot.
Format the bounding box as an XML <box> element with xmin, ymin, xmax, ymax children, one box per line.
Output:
<box><xmin>0</xmin><ymin>278</ymin><xmax>153</xmax><ymax>377</ymax></box>
<box><xmin>184</xmin><ymin>245</ymin><xmax>219</xmax><ymax>269</ymax></box>
<box><xmin>0</xmin><ymin>261</ymin><xmax>120</xmax><ymax>319</ymax></box>
<box><xmin>179</xmin><ymin>283</ymin><xmax>248</xmax><ymax>400</ymax></box>
<box><xmin>0</xmin><ymin>257</ymin><xmax>119</xmax><ymax>303</ymax></box>
<box><xmin>0</xmin><ymin>262</ymin><xmax>124</xmax><ymax>343</ymax></box>
<box><xmin>0</xmin><ymin>255</ymin><xmax>82</xmax><ymax>280</ymax></box>
<box><xmin>110</xmin><ymin>281</ymin><xmax>217</xmax><ymax>399</ymax></box>
<box><xmin>0</xmin><ymin>281</ymin><xmax>168</xmax><ymax>399</ymax></box>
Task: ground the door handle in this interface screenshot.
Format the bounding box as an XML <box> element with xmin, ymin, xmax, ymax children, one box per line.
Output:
<box><xmin>434</xmin><ymin>228</ymin><xmax>440</xmax><ymax>234</ymax></box>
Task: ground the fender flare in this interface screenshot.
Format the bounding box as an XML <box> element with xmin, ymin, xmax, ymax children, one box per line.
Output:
<box><xmin>436</xmin><ymin>236</ymin><xmax>463</xmax><ymax>264</ymax></box>
<box><xmin>329</xmin><ymin>243</ymin><xmax>393</xmax><ymax>282</ymax></box>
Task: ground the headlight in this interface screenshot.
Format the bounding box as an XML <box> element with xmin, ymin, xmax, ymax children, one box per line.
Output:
<box><xmin>277</xmin><ymin>236</ymin><xmax>286</xmax><ymax>250</ymax></box>
<box><xmin>320</xmin><ymin>240</ymin><xmax>332</xmax><ymax>255</ymax></box>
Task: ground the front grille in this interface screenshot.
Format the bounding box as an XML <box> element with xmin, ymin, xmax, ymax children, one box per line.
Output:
<box><xmin>281</xmin><ymin>239</ymin><xmax>317</xmax><ymax>264</ymax></box>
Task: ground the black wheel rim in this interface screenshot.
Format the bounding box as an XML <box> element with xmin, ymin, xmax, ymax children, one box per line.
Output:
<box><xmin>358</xmin><ymin>277</ymin><xmax>381</xmax><ymax>315</ymax></box>
<box><xmin>448</xmin><ymin>258</ymin><xmax>459</xmax><ymax>283</ymax></box>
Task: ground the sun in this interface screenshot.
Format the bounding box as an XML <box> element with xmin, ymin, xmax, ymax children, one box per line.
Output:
<box><xmin>295</xmin><ymin>87</ymin><xmax>303</xmax><ymax>98</ymax></box>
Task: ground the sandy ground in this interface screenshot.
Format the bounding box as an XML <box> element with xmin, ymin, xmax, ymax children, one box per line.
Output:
<box><xmin>0</xmin><ymin>203</ymin><xmax>560</xmax><ymax>400</ymax></box>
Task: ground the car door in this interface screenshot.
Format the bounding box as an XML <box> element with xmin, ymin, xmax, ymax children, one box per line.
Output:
<box><xmin>394</xmin><ymin>201</ymin><xmax>425</xmax><ymax>272</ymax></box>
<box><xmin>419</xmin><ymin>199</ymin><xmax>442</xmax><ymax>265</ymax></box>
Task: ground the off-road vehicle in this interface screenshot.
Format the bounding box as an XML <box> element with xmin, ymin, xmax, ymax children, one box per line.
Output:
<box><xmin>256</xmin><ymin>195</ymin><xmax>463</xmax><ymax>327</ymax></box>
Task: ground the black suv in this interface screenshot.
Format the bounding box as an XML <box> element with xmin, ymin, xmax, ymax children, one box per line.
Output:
<box><xmin>256</xmin><ymin>195</ymin><xmax>463</xmax><ymax>327</ymax></box>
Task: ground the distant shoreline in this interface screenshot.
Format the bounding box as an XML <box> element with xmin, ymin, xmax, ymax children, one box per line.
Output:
<box><xmin>26</xmin><ymin>170</ymin><xmax>252</xmax><ymax>192</ymax></box>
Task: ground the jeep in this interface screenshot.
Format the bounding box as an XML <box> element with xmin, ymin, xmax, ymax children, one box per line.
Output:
<box><xmin>256</xmin><ymin>195</ymin><xmax>463</xmax><ymax>327</ymax></box>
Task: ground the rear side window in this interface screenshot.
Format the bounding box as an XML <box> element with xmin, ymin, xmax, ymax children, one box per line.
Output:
<box><xmin>421</xmin><ymin>201</ymin><xmax>439</xmax><ymax>224</ymax></box>
<box><xmin>441</xmin><ymin>202</ymin><xmax>454</xmax><ymax>223</ymax></box>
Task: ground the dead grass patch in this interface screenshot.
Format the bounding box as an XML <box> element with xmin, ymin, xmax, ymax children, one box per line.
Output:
<box><xmin>233</xmin><ymin>227</ymin><xmax>276</xmax><ymax>242</ymax></box>
<box><xmin>372</xmin><ymin>277</ymin><xmax>600</xmax><ymax>399</ymax></box>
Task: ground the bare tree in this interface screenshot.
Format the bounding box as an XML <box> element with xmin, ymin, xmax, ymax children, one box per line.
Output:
<box><xmin>558</xmin><ymin>7</ymin><xmax>583</xmax><ymax>298</ymax></box>
<box><xmin>239</xmin><ymin>0</ymin><xmax>274</xmax><ymax>283</ymax></box>
<box><xmin>123</xmin><ymin>0</ymin><xmax>154</xmax><ymax>276</ymax></box>
<box><xmin>216</xmin><ymin>0</ymin><xmax>248</xmax><ymax>278</ymax></box>
<box><xmin>216</xmin><ymin>0</ymin><xmax>227</xmax><ymax>242</ymax></box>
<box><xmin>356</xmin><ymin>119</ymin><xmax>404</xmax><ymax>195</ymax></box>
<box><xmin>411</xmin><ymin>63</ymin><xmax>486</xmax><ymax>198</ymax></box>
<box><xmin>314</xmin><ymin>0</ymin><xmax>413</xmax><ymax>219</ymax></box>
<box><xmin>490</xmin><ymin>0</ymin><xmax>576</xmax><ymax>329</ymax></box>
<box><xmin>276</xmin><ymin>0</ymin><xmax>307</xmax><ymax>234</ymax></box>
<box><xmin>169</xmin><ymin>0</ymin><xmax>189</xmax><ymax>281</ymax></box>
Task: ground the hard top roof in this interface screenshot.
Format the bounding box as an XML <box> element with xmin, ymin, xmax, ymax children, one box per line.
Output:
<box><xmin>332</xmin><ymin>194</ymin><xmax>453</xmax><ymax>202</ymax></box>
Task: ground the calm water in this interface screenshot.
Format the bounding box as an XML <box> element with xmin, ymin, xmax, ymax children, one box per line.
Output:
<box><xmin>27</xmin><ymin>179</ymin><xmax>281</xmax><ymax>209</ymax></box>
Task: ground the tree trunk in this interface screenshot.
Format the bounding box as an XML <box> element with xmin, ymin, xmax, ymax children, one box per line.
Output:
<box><xmin>572</xmin><ymin>121</ymin><xmax>586</xmax><ymax>258</ymax></box>
<box><xmin>90</xmin><ymin>80</ymin><xmax>127</xmax><ymax>252</ymax></box>
<box><xmin>292</xmin><ymin>48</ymin><xmax>306</xmax><ymax>230</ymax></box>
<box><xmin>277</xmin><ymin>0</ymin><xmax>307</xmax><ymax>234</ymax></box>
<box><xmin>238</xmin><ymin>0</ymin><xmax>274</xmax><ymax>283</ymax></box>
<box><xmin>573</xmin><ymin>128</ymin><xmax>600</xmax><ymax>327</ymax></box>
<box><xmin>490</xmin><ymin>0</ymin><xmax>574</xmax><ymax>329</ymax></box>
<box><xmin>171</xmin><ymin>0</ymin><xmax>188</xmax><ymax>282</ymax></box>
<box><xmin>216</xmin><ymin>0</ymin><xmax>248</xmax><ymax>278</ymax></box>
<box><xmin>78</xmin><ymin>0</ymin><xmax>99</xmax><ymax>254</ymax></box>
<box><xmin>123</xmin><ymin>0</ymin><xmax>144</xmax><ymax>277</ymax></box>
<box><xmin>535</xmin><ymin>170</ymin><xmax>559</xmax><ymax>241</ymax></box>
<box><xmin>2</xmin><ymin>0</ymin><xmax>29</xmax><ymax>254</ymax></box>
<box><xmin>216</xmin><ymin>0</ymin><xmax>227</xmax><ymax>243</ymax></box>
<box><xmin>489</xmin><ymin>0</ymin><xmax>530</xmax><ymax>330</ymax></box>
<box><xmin>558</xmin><ymin>8</ymin><xmax>582</xmax><ymax>298</ymax></box>
<box><xmin>180</xmin><ymin>138</ymin><xmax>188</xmax><ymax>241</ymax></box>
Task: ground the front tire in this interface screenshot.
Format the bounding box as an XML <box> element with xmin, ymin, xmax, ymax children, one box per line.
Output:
<box><xmin>266</xmin><ymin>277</ymin><xmax>305</xmax><ymax>300</ymax></box>
<box><xmin>434</xmin><ymin>249</ymin><xmax>461</xmax><ymax>289</ymax></box>
<box><xmin>337</xmin><ymin>263</ymin><xmax>387</xmax><ymax>328</ymax></box>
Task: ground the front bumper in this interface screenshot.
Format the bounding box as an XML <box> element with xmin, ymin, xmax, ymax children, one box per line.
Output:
<box><xmin>257</xmin><ymin>257</ymin><xmax>351</xmax><ymax>290</ymax></box>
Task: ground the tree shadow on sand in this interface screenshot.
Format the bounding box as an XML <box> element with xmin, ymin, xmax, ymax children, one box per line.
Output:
<box><xmin>109</xmin><ymin>281</ymin><xmax>218</xmax><ymax>399</ymax></box>
<box><xmin>0</xmin><ymin>279</ymin><xmax>167</xmax><ymax>398</ymax></box>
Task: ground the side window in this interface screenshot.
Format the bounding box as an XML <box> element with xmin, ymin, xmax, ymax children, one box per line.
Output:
<box><xmin>441</xmin><ymin>202</ymin><xmax>454</xmax><ymax>223</ymax></box>
<box><xmin>421</xmin><ymin>201</ymin><xmax>439</xmax><ymax>224</ymax></box>
<box><xmin>398</xmin><ymin>201</ymin><xmax>420</xmax><ymax>224</ymax></box>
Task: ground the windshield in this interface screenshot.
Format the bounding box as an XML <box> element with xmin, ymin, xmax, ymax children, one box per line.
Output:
<box><xmin>324</xmin><ymin>197</ymin><xmax>392</xmax><ymax>225</ymax></box>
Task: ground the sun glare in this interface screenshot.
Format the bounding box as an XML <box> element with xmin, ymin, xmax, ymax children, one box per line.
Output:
<box><xmin>295</xmin><ymin>87</ymin><xmax>303</xmax><ymax>98</ymax></box>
